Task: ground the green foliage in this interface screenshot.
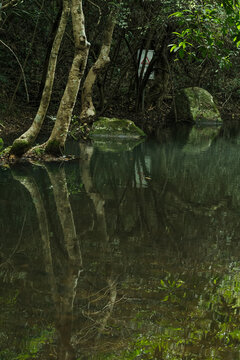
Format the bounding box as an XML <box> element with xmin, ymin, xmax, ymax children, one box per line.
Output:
<box><xmin>0</xmin><ymin>138</ymin><xmax>4</xmax><ymax>152</ymax></box>
<box><xmin>169</xmin><ymin>1</ymin><xmax>240</xmax><ymax>67</ymax></box>
<box><xmin>33</xmin><ymin>147</ymin><xmax>45</xmax><ymax>156</ymax></box>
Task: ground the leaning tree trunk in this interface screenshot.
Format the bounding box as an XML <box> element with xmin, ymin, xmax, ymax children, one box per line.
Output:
<box><xmin>45</xmin><ymin>0</ymin><xmax>89</xmax><ymax>155</ymax></box>
<box><xmin>37</xmin><ymin>3</ymin><xmax>63</xmax><ymax>101</ymax></box>
<box><xmin>10</xmin><ymin>0</ymin><xmax>70</xmax><ymax>156</ymax></box>
<box><xmin>79</xmin><ymin>10</ymin><xmax>116</xmax><ymax>123</ymax></box>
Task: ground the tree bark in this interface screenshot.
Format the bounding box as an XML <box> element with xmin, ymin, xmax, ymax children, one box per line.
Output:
<box><xmin>79</xmin><ymin>10</ymin><xmax>116</xmax><ymax>123</ymax></box>
<box><xmin>10</xmin><ymin>0</ymin><xmax>70</xmax><ymax>156</ymax></box>
<box><xmin>45</xmin><ymin>0</ymin><xmax>90</xmax><ymax>155</ymax></box>
<box><xmin>37</xmin><ymin>3</ymin><xmax>63</xmax><ymax>100</ymax></box>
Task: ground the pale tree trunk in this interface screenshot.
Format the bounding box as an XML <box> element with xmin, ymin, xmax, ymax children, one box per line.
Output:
<box><xmin>45</xmin><ymin>0</ymin><xmax>90</xmax><ymax>155</ymax></box>
<box><xmin>80</xmin><ymin>10</ymin><xmax>116</xmax><ymax>123</ymax></box>
<box><xmin>10</xmin><ymin>0</ymin><xmax>70</xmax><ymax>156</ymax></box>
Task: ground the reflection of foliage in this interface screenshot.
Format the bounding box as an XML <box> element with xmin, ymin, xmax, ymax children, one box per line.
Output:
<box><xmin>66</xmin><ymin>164</ymin><xmax>84</xmax><ymax>195</ymax></box>
<box><xmin>67</xmin><ymin>181</ymin><xmax>84</xmax><ymax>195</ymax></box>
<box><xmin>14</xmin><ymin>327</ymin><xmax>55</xmax><ymax>360</ymax></box>
<box><xmin>0</xmin><ymin>262</ymin><xmax>27</xmax><ymax>283</ymax></box>
<box><xmin>98</xmin><ymin>266</ymin><xmax>240</xmax><ymax>360</ymax></box>
<box><xmin>0</xmin><ymin>276</ymin><xmax>55</xmax><ymax>360</ymax></box>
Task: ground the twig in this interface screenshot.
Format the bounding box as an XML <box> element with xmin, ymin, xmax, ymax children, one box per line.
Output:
<box><xmin>0</xmin><ymin>213</ymin><xmax>26</xmax><ymax>268</ymax></box>
<box><xmin>9</xmin><ymin>0</ymin><xmax>45</xmax><ymax>107</ymax></box>
<box><xmin>1</xmin><ymin>0</ymin><xmax>19</xmax><ymax>10</ymax></box>
<box><xmin>87</xmin><ymin>0</ymin><xmax>102</xmax><ymax>25</ymax></box>
<box><xmin>0</xmin><ymin>40</ymin><xmax>29</xmax><ymax>103</ymax></box>
<box><xmin>34</xmin><ymin>0</ymin><xmax>74</xmax><ymax>45</ymax></box>
<box><xmin>222</xmin><ymin>93</ymin><xmax>232</xmax><ymax>108</ymax></box>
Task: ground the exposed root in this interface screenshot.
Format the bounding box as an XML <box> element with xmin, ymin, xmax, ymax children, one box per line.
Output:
<box><xmin>25</xmin><ymin>142</ymin><xmax>47</xmax><ymax>157</ymax></box>
<box><xmin>0</xmin><ymin>142</ymin><xmax>76</xmax><ymax>166</ymax></box>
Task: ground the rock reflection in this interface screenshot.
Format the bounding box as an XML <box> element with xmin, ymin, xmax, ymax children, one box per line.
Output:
<box><xmin>183</xmin><ymin>126</ymin><xmax>220</xmax><ymax>154</ymax></box>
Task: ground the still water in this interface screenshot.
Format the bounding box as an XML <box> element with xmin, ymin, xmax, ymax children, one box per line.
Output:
<box><xmin>1</xmin><ymin>125</ymin><xmax>240</xmax><ymax>360</ymax></box>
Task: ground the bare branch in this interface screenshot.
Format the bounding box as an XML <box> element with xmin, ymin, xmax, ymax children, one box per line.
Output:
<box><xmin>87</xmin><ymin>0</ymin><xmax>102</xmax><ymax>25</ymax></box>
<box><xmin>0</xmin><ymin>39</ymin><xmax>29</xmax><ymax>102</ymax></box>
<box><xmin>1</xmin><ymin>0</ymin><xmax>19</xmax><ymax>10</ymax></box>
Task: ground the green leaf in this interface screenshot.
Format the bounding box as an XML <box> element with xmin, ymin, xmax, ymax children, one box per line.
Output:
<box><xmin>169</xmin><ymin>11</ymin><xmax>183</xmax><ymax>18</ymax></box>
<box><xmin>160</xmin><ymin>279</ymin><xmax>165</xmax><ymax>287</ymax></box>
<box><xmin>169</xmin><ymin>45</ymin><xmax>178</xmax><ymax>52</ymax></box>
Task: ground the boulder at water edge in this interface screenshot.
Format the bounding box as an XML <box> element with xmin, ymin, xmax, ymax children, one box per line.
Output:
<box><xmin>89</xmin><ymin>117</ymin><xmax>146</xmax><ymax>139</ymax></box>
<box><xmin>174</xmin><ymin>87</ymin><xmax>222</xmax><ymax>124</ymax></box>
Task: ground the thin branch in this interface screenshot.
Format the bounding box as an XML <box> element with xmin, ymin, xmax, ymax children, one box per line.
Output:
<box><xmin>10</xmin><ymin>0</ymin><xmax>45</xmax><ymax>107</ymax></box>
<box><xmin>0</xmin><ymin>39</ymin><xmax>29</xmax><ymax>102</ymax></box>
<box><xmin>0</xmin><ymin>213</ymin><xmax>26</xmax><ymax>268</ymax></box>
<box><xmin>34</xmin><ymin>0</ymin><xmax>74</xmax><ymax>45</ymax></box>
<box><xmin>1</xmin><ymin>0</ymin><xmax>19</xmax><ymax>10</ymax></box>
<box><xmin>87</xmin><ymin>0</ymin><xmax>102</xmax><ymax>25</ymax></box>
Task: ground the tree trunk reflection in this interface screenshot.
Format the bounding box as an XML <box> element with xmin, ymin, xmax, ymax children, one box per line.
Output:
<box><xmin>13</xmin><ymin>165</ymin><xmax>82</xmax><ymax>360</ymax></box>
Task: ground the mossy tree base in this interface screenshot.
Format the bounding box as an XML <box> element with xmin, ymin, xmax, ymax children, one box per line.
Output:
<box><xmin>45</xmin><ymin>140</ymin><xmax>64</xmax><ymax>156</ymax></box>
<box><xmin>10</xmin><ymin>139</ymin><xmax>32</xmax><ymax>157</ymax></box>
<box><xmin>0</xmin><ymin>144</ymin><xmax>75</xmax><ymax>166</ymax></box>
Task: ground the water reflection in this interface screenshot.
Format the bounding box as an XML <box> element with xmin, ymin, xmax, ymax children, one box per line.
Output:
<box><xmin>12</xmin><ymin>165</ymin><xmax>82</xmax><ymax>360</ymax></box>
<box><xmin>1</xmin><ymin>125</ymin><xmax>240</xmax><ymax>359</ymax></box>
<box><xmin>183</xmin><ymin>126</ymin><xmax>220</xmax><ymax>154</ymax></box>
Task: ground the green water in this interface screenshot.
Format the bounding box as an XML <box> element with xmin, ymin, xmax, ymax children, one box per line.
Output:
<box><xmin>1</xmin><ymin>125</ymin><xmax>240</xmax><ymax>360</ymax></box>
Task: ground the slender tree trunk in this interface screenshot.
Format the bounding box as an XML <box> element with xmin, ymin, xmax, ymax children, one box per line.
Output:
<box><xmin>79</xmin><ymin>10</ymin><xmax>116</xmax><ymax>123</ymax></box>
<box><xmin>45</xmin><ymin>0</ymin><xmax>90</xmax><ymax>155</ymax></box>
<box><xmin>10</xmin><ymin>0</ymin><xmax>70</xmax><ymax>156</ymax></box>
<box><xmin>37</xmin><ymin>3</ymin><xmax>63</xmax><ymax>100</ymax></box>
<box><xmin>136</xmin><ymin>29</ymin><xmax>155</xmax><ymax>112</ymax></box>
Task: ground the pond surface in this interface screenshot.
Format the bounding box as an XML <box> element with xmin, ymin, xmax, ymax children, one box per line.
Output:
<box><xmin>1</xmin><ymin>125</ymin><xmax>240</xmax><ymax>360</ymax></box>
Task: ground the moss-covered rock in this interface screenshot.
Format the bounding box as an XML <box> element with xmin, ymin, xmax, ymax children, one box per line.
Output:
<box><xmin>174</xmin><ymin>87</ymin><xmax>222</xmax><ymax>124</ymax></box>
<box><xmin>89</xmin><ymin>117</ymin><xmax>146</xmax><ymax>139</ymax></box>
